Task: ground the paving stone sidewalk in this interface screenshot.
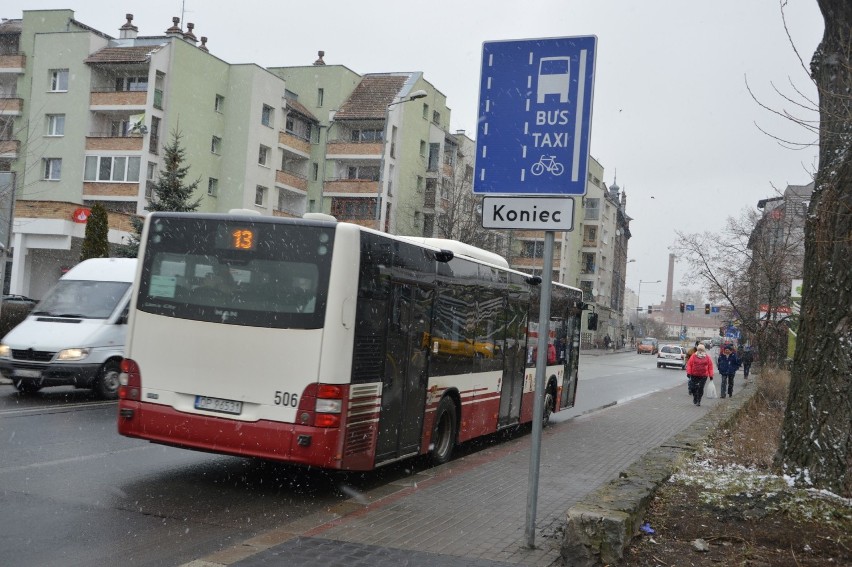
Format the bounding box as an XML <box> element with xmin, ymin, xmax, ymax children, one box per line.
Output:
<box><xmin>185</xmin><ymin>383</ymin><xmax>719</xmax><ymax>567</ymax></box>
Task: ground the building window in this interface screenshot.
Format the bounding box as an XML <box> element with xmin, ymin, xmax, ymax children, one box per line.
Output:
<box><xmin>346</xmin><ymin>165</ymin><xmax>379</xmax><ymax>181</ymax></box>
<box><xmin>261</xmin><ymin>104</ymin><xmax>273</xmax><ymax>127</ymax></box>
<box><xmin>211</xmin><ymin>136</ymin><xmax>222</xmax><ymax>154</ymax></box>
<box><xmin>146</xmin><ymin>161</ymin><xmax>156</xmax><ymax>180</ymax></box>
<box><xmin>330</xmin><ymin>197</ymin><xmax>376</xmax><ymax>219</ymax></box>
<box><xmin>110</xmin><ymin>120</ymin><xmax>132</xmax><ymax>137</ymax></box>
<box><xmin>350</xmin><ymin>129</ymin><xmax>383</xmax><ymax>143</ymax></box>
<box><xmin>420</xmin><ymin>140</ymin><xmax>427</xmax><ymax>157</ymax></box>
<box><xmin>258</xmin><ymin>145</ymin><xmax>270</xmax><ymax>166</ymax></box>
<box><xmin>149</xmin><ymin>116</ymin><xmax>160</xmax><ymax>154</ymax></box>
<box><xmin>215</xmin><ymin>94</ymin><xmax>224</xmax><ymax>113</ymax></box>
<box><xmin>583</xmin><ymin>225</ymin><xmax>598</xmax><ymax>246</ymax></box>
<box><xmin>84</xmin><ymin>156</ymin><xmax>141</xmax><ymax>182</ymax></box>
<box><xmin>584</xmin><ymin>197</ymin><xmax>600</xmax><ymax>220</ymax></box>
<box><xmin>521</xmin><ymin>241</ymin><xmax>544</xmax><ymax>258</ymax></box>
<box><xmin>255</xmin><ymin>185</ymin><xmax>267</xmax><ymax>206</ymax></box>
<box><xmin>286</xmin><ymin>115</ymin><xmax>312</xmax><ymax>141</ymax></box>
<box><xmin>422</xmin><ymin>103</ymin><xmax>429</xmax><ymax>120</ymax></box>
<box><xmin>581</xmin><ymin>252</ymin><xmax>596</xmax><ymax>274</ymax></box>
<box><xmin>43</xmin><ymin>158</ymin><xmax>62</xmax><ymax>180</ymax></box>
<box><xmin>49</xmin><ymin>69</ymin><xmax>68</xmax><ymax>92</ymax></box>
<box><xmin>423</xmin><ymin>213</ymin><xmax>434</xmax><ymax>237</ymax></box>
<box><xmin>579</xmin><ymin>280</ymin><xmax>594</xmax><ymax>297</ymax></box>
<box><xmin>312</xmin><ymin>162</ymin><xmax>319</xmax><ymax>181</ymax></box>
<box><xmin>317</xmin><ymin>88</ymin><xmax>324</xmax><ymax>107</ymax></box>
<box><xmin>208</xmin><ymin>177</ymin><xmax>218</xmax><ymax>197</ymax></box>
<box><xmin>46</xmin><ymin>114</ymin><xmax>65</xmax><ymax>136</ymax></box>
<box><xmin>432</xmin><ymin>110</ymin><xmax>441</xmax><ymax>125</ymax></box>
<box><xmin>115</xmin><ymin>76</ymin><xmax>148</xmax><ymax>92</ymax></box>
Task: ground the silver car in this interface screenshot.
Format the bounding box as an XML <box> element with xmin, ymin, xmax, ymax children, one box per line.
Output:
<box><xmin>657</xmin><ymin>345</ymin><xmax>687</xmax><ymax>369</ymax></box>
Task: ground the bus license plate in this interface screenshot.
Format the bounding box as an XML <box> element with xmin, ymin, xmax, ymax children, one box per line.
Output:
<box><xmin>194</xmin><ymin>396</ymin><xmax>243</xmax><ymax>415</ymax></box>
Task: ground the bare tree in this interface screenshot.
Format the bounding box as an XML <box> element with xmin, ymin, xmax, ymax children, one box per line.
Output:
<box><xmin>776</xmin><ymin>0</ymin><xmax>852</xmax><ymax>498</ymax></box>
<box><xmin>672</xmin><ymin>204</ymin><xmax>804</xmax><ymax>365</ymax></box>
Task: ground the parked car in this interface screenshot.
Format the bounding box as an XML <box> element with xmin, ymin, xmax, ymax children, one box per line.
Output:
<box><xmin>657</xmin><ymin>344</ymin><xmax>687</xmax><ymax>369</ymax></box>
<box><xmin>2</xmin><ymin>294</ymin><xmax>37</xmax><ymax>308</ymax></box>
<box><xmin>637</xmin><ymin>337</ymin><xmax>658</xmax><ymax>355</ymax></box>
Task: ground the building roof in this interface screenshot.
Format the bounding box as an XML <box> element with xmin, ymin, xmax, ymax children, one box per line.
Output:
<box><xmin>285</xmin><ymin>97</ymin><xmax>318</xmax><ymax>122</ymax></box>
<box><xmin>84</xmin><ymin>45</ymin><xmax>162</xmax><ymax>64</ymax></box>
<box><xmin>334</xmin><ymin>74</ymin><xmax>411</xmax><ymax>120</ymax></box>
<box><xmin>0</xmin><ymin>19</ymin><xmax>23</xmax><ymax>34</ymax></box>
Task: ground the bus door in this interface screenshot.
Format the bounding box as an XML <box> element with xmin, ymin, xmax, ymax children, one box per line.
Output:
<box><xmin>560</xmin><ymin>310</ymin><xmax>581</xmax><ymax>409</ymax></box>
<box><xmin>375</xmin><ymin>283</ymin><xmax>434</xmax><ymax>462</ymax></box>
<box><xmin>498</xmin><ymin>296</ymin><xmax>527</xmax><ymax>427</ymax></box>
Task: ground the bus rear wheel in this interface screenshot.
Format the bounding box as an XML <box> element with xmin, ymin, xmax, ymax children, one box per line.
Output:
<box><xmin>430</xmin><ymin>397</ymin><xmax>457</xmax><ymax>465</ymax></box>
<box><xmin>542</xmin><ymin>388</ymin><xmax>555</xmax><ymax>428</ymax></box>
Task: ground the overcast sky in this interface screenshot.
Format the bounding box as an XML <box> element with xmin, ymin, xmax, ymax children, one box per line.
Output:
<box><xmin>6</xmin><ymin>0</ymin><xmax>824</xmax><ymax>300</ymax></box>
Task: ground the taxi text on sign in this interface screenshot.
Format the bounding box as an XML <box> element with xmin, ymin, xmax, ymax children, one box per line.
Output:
<box><xmin>474</xmin><ymin>36</ymin><xmax>597</xmax><ymax>198</ymax></box>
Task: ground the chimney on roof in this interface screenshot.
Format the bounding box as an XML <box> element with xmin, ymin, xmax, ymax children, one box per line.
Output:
<box><xmin>165</xmin><ymin>17</ymin><xmax>182</xmax><ymax>37</ymax></box>
<box><xmin>119</xmin><ymin>13</ymin><xmax>138</xmax><ymax>39</ymax></box>
<box><xmin>313</xmin><ymin>50</ymin><xmax>325</xmax><ymax>66</ymax></box>
<box><xmin>183</xmin><ymin>22</ymin><xmax>198</xmax><ymax>44</ymax></box>
<box><xmin>198</xmin><ymin>36</ymin><xmax>209</xmax><ymax>53</ymax></box>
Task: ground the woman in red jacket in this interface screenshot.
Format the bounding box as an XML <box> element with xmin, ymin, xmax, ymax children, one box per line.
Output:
<box><xmin>686</xmin><ymin>344</ymin><xmax>715</xmax><ymax>406</ymax></box>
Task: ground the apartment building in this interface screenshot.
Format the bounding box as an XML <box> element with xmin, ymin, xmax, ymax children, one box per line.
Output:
<box><xmin>0</xmin><ymin>10</ymin><xmax>292</xmax><ymax>298</ymax></box>
<box><xmin>507</xmin><ymin>156</ymin><xmax>632</xmax><ymax>348</ymax></box>
<box><xmin>274</xmin><ymin>64</ymin><xmax>457</xmax><ymax>239</ymax></box>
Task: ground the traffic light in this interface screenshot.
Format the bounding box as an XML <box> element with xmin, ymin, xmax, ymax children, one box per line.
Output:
<box><xmin>705</xmin><ymin>303</ymin><xmax>711</xmax><ymax>314</ymax></box>
<box><xmin>679</xmin><ymin>302</ymin><xmax>685</xmax><ymax>313</ymax></box>
<box><xmin>647</xmin><ymin>305</ymin><xmax>653</xmax><ymax>314</ymax></box>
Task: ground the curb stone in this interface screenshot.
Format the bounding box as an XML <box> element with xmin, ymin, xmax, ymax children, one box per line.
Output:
<box><xmin>560</xmin><ymin>378</ymin><xmax>757</xmax><ymax>567</ymax></box>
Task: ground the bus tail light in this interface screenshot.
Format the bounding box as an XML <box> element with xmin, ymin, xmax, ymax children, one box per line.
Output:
<box><xmin>118</xmin><ymin>358</ymin><xmax>141</xmax><ymax>401</ymax></box>
<box><xmin>298</xmin><ymin>383</ymin><xmax>347</xmax><ymax>428</ymax></box>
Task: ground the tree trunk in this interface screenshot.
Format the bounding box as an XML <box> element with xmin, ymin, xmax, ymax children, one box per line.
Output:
<box><xmin>776</xmin><ymin>0</ymin><xmax>852</xmax><ymax>497</ymax></box>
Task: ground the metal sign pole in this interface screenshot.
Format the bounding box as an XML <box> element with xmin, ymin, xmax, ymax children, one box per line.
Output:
<box><xmin>525</xmin><ymin>230</ymin><xmax>554</xmax><ymax>547</ymax></box>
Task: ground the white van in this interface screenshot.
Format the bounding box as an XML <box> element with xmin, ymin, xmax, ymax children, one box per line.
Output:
<box><xmin>0</xmin><ymin>258</ymin><xmax>137</xmax><ymax>399</ymax></box>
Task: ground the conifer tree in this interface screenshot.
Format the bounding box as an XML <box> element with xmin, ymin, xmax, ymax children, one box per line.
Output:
<box><xmin>120</xmin><ymin>130</ymin><xmax>201</xmax><ymax>257</ymax></box>
<box><xmin>80</xmin><ymin>202</ymin><xmax>110</xmax><ymax>261</ymax></box>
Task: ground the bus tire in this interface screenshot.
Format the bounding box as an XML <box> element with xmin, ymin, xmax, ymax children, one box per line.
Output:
<box><xmin>430</xmin><ymin>397</ymin><xmax>457</xmax><ymax>465</ymax></box>
<box><xmin>13</xmin><ymin>379</ymin><xmax>42</xmax><ymax>395</ymax></box>
<box><xmin>94</xmin><ymin>360</ymin><xmax>121</xmax><ymax>400</ymax></box>
<box><xmin>542</xmin><ymin>386</ymin><xmax>556</xmax><ymax>428</ymax></box>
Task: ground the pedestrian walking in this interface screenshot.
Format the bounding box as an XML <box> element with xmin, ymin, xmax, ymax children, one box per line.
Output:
<box><xmin>717</xmin><ymin>344</ymin><xmax>740</xmax><ymax>398</ymax></box>
<box><xmin>741</xmin><ymin>346</ymin><xmax>754</xmax><ymax>380</ymax></box>
<box><xmin>686</xmin><ymin>343</ymin><xmax>714</xmax><ymax>406</ymax></box>
<box><xmin>603</xmin><ymin>334</ymin><xmax>612</xmax><ymax>351</ymax></box>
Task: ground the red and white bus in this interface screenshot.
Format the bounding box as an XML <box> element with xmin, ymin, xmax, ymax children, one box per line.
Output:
<box><xmin>118</xmin><ymin>211</ymin><xmax>582</xmax><ymax>470</ymax></box>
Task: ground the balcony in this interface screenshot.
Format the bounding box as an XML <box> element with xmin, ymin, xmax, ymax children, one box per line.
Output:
<box><xmin>0</xmin><ymin>97</ymin><xmax>23</xmax><ymax>115</ymax></box>
<box><xmin>326</xmin><ymin>140</ymin><xmax>382</xmax><ymax>159</ymax></box>
<box><xmin>0</xmin><ymin>53</ymin><xmax>25</xmax><ymax>72</ymax></box>
<box><xmin>0</xmin><ymin>139</ymin><xmax>19</xmax><ymax>157</ymax></box>
<box><xmin>324</xmin><ymin>179</ymin><xmax>379</xmax><ymax>195</ymax></box>
<box><xmin>83</xmin><ymin>182</ymin><xmax>139</xmax><ymax>198</ymax></box>
<box><xmin>278</xmin><ymin>131</ymin><xmax>311</xmax><ymax>157</ymax></box>
<box><xmin>582</xmin><ymin>239</ymin><xmax>598</xmax><ymax>248</ymax></box>
<box><xmin>90</xmin><ymin>89</ymin><xmax>147</xmax><ymax>108</ymax></box>
<box><xmin>86</xmin><ymin>134</ymin><xmax>144</xmax><ymax>152</ymax></box>
<box><xmin>275</xmin><ymin>169</ymin><xmax>308</xmax><ymax>192</ymax></box>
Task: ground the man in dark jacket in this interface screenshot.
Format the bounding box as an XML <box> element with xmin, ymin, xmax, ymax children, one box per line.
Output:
<box><xmin>717</xmin><ymin>344</ymin><xmax>740</xmax><ymax>398</ymax></box>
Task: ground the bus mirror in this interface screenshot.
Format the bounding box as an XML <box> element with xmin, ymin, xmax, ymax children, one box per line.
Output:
<box><xmin>434</xmin><ymin>249</ymin><xmax>454</xmax><ymax>263</ymax></box>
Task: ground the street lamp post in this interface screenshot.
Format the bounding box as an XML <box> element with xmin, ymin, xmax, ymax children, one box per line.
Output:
<box><xmin>638</xmin><ymin>279</ymin><xmax>661</xmax><ymax>314</ymax></box>
<box><xmin>375</xmin><ymin>89</ymin><xmax>428</xmax><ymax>230</ymax></box>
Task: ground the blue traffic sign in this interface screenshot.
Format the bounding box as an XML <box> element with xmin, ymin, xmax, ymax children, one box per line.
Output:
<box><xmin>686</xmin><ymin>304</ymin><xmax>695</xmax><ymax>311</ymax></box>
<box><xmin>474</xmin><ymin>36</ymin><xmax>597</xmax><ymax>196</ymax></box>
<box><xmin>711</xmin><ymin>306</ymin><xmax>721</xmax><ymax>313</ymax></box>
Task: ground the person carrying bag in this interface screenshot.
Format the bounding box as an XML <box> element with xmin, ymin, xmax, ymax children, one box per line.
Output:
<box><xmin>686</xmin><ymin>344</ymin><xmax>714</xmax><ymax>407</ymax></box>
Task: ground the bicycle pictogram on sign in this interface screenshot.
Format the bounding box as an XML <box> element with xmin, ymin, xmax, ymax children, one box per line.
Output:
<box><xmin>530</xmin><ymin>155</ymin><xmax>564</xmax><ymax>177</ymax></box>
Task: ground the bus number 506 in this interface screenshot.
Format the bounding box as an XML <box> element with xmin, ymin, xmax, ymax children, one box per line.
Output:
<box><xmin>274</xmin><ymin>391</ymin><xmax>298</xmax><ymax>407</ymax></box>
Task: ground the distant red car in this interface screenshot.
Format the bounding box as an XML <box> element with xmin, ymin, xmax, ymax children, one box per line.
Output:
<box><xmin>637</xmin><ymin>337</ymin><xmax>658</xmax><ymax>355</ymax></box>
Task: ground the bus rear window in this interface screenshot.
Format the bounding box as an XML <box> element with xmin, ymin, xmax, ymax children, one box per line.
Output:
<box><xmin>137</xmin><ymin>217</ymin><xmax>334</xmax><ymax>329</ymax></box>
